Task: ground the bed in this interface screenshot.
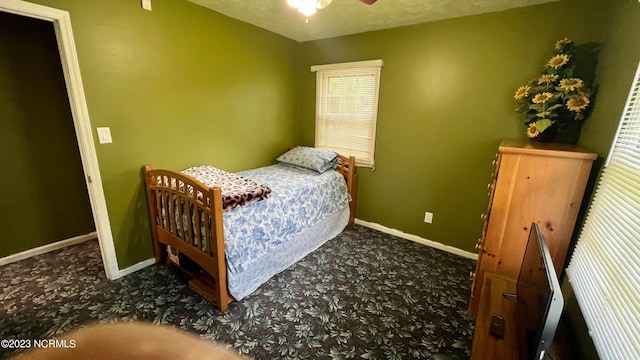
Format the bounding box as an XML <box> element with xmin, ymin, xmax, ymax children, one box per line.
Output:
<box><xmin>143</xmin><ymin>147</ymin><xmax>358</xmax><ymax>311</ymax></box>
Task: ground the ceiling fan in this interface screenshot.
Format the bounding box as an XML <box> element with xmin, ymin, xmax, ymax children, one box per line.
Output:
<box><xmin>287</xmin><ymin>0</ymin><xmax>378</xmax><ymax>17</ymax></box>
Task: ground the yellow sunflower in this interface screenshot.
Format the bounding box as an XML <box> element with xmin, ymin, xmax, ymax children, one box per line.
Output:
<box><xmin>538</xmin><ymin>74</ymin><xmax>559</xmax><ymax>84</ymax></box>
<box><xmin>532</xmin><ymin>92</ymin><xmax>553</xmax><ymax>104</ymax></box>
<box><xmin>560</xmin><ymin>78</ymin><xmax>584</xmax><ymax>92</ymax></box>
<box><xmin>555</xmin><ymin>37</ymin><xmax>572</xmax><ymax>50</ymax></box>
<box><xmin>514</xmin><ymin>85</ymin><xmax>531</xmax><ymax>100</ymax></box>
<box><xmin>566</xmin><ymin>95</ymin><xmax>590</xmax><ymax>113</ymax></box>
<box><xmin>547</xmin><ymin>54</ymin><xmax>570</xmax><ymax>69</ymax></box>
<box><xmin>527</xmin><ymin>122</ymin><xmax>540</xmax><ymax>138</ymax></box>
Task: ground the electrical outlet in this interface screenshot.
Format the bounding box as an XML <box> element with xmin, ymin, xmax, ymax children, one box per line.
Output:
<box><xmin>424</xmin><ymin>211</ymin><xmax>433</xmax><ymax>224</ymax></box>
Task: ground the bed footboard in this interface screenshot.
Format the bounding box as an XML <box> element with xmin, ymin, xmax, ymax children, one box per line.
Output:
<box><xmin>143</xmin><ymin>166</ymin><xmax>232</xmax><ymax>311</ymax></box>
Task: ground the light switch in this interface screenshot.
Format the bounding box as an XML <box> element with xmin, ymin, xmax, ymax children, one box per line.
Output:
<box><xmin>141</xmin><ymin>0</ymin><xmax>152</xmax><ymax>11</ymax></box>
<box><xmin>97</xmin><ymin>127</ymin><xmax>113</xmax><ymax>144</ymax></box>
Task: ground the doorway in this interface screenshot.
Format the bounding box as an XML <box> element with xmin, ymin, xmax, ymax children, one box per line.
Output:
<box><xmin>0</xmin><ymin>0</ymin><xmax>118</xmax><ymax>279</ymax></box>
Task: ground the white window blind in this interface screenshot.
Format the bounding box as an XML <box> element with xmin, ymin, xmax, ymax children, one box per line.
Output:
<box><xmin>567</xmin><ymin>61</ymin><xmax>640</xmax><ymax>360</ymax></box>
<box><xmin>312</xmin><ymin>60</ymin><xmax>383</xmax><ymax>167</ymax></box>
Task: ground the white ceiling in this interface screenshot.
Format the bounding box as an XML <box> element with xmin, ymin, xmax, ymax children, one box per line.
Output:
<box><xmin>189</xmin><ymin>0</ymin><xmax>559</xmax><ymax>42</ymax></box>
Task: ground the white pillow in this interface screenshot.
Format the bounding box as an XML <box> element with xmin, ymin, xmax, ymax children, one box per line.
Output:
<box><xmin>276</xmin><ymin>146</ymin><xmax>338</xmax><ymax>173</ymax></box>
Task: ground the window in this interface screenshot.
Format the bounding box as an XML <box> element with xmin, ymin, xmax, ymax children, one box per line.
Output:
<box><xmin>311</xmin><ymin>60</ymin><xmax>383</xmax><ymax>167</ymax></box>
<box><xmin>567</xmin><ymin>62</ymin><xmax>640</xmax><ymax>359</ymax></box>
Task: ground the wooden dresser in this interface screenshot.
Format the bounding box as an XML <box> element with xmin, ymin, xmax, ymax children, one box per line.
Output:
<box><xmin>469</xmin><ymin>139</ymin><xmax>596</xmax><ymax>315</ymax></box>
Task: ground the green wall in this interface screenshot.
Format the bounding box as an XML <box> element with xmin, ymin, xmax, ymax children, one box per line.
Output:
<box><xmin>0</xmin><ymin>11</ymin><xmax>95</xmax><ymax>257</ymax></box>
<box><xmin>298</xmin><ymin>0</ymin><xmax>606</xmax><ymax>253</ymax></box>
<box><xmin>564</xmin><ymin>1</ymin><xmax>640</xmax><ymax>359</ymax></box>
<box><xmin>26</xmin><ymin>0</ymin><xmax>300</xmax><ymax>267</ymax></box>
<box><xmin>579</xmin><ymin>0</ymin><xmax>640</xmax><ymax>155</ymax></box>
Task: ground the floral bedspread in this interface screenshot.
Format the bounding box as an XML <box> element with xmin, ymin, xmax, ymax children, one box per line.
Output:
<box><xmin>222</xmin><ymin>164</ymin><xmax>351</xmax><ymax>275</ymax></box>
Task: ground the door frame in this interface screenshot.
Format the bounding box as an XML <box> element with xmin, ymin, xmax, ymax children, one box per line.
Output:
<box><xmin>0</xmin><ymin>0</ymin><xmax>120</xmax><ymax>279</ymax></box>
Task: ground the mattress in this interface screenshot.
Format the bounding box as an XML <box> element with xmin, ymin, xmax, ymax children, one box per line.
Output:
<box><xmin>190</xmin><ymin>163</ymin><xmax>352</xmax><ymax>300</ymax></box>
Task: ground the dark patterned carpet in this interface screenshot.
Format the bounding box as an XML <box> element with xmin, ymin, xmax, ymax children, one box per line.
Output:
<box><xmin>0</xmin><ymin>225</ymin><xmax>476</xmax><ymax>359</ymax></box>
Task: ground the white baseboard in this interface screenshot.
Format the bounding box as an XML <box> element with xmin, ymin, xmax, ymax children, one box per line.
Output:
<box><xmin>114</xmin><ymin>258</ymin><xmax>156</xmax><ymax>279</ymax></box>
<box><xmin>354</xmin><ymin>219</ymin><xmax>478</xmax><ymax>260</ymax></box>
<box><xmin>0</xmin><ymin>230</ymin><xmax>156</xmax><ymax>277</ymax></box>
<box><xmin>0</xmin><ymin>232</ymin><xmax>98</xmax><ymax>267</ymax></box>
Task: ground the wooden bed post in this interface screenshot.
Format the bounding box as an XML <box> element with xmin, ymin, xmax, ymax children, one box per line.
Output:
<box><xmin>143</xmin><ymin>165</ymin><xmax>165</xmax><ymax>264</ymax></box>
<box><xmin>336</xmin><ymin>155</ymin><xmax>358</xmax><ymax>225</ymax></box>
<box><xmin>211</xmin><ymin>187</ymin><xmax>231</xmax><ymax>311</ymax></box>
<box><xmin>349</xmin><ymin>180</ymin><xmax>358</xmax><ymax>224</ymax></box>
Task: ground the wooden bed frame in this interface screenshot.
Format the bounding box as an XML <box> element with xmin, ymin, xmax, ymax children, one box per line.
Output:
<box><xmin>143</xmin><ymin>154</ymin><xmax>358</xmax><ymax>311</ymax></box>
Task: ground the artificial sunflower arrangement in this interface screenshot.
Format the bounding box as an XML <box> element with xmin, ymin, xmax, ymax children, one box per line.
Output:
<box><xmin>514</xmin><ymin>38</ymin><xmax>592</xmax><ymax>141</ymax></box>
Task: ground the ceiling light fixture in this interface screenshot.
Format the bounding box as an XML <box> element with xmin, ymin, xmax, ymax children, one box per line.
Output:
<box><xmin>287</xmin><ymin>0</ymin><xmax>332</xmax><ymax>17</ymax></box>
